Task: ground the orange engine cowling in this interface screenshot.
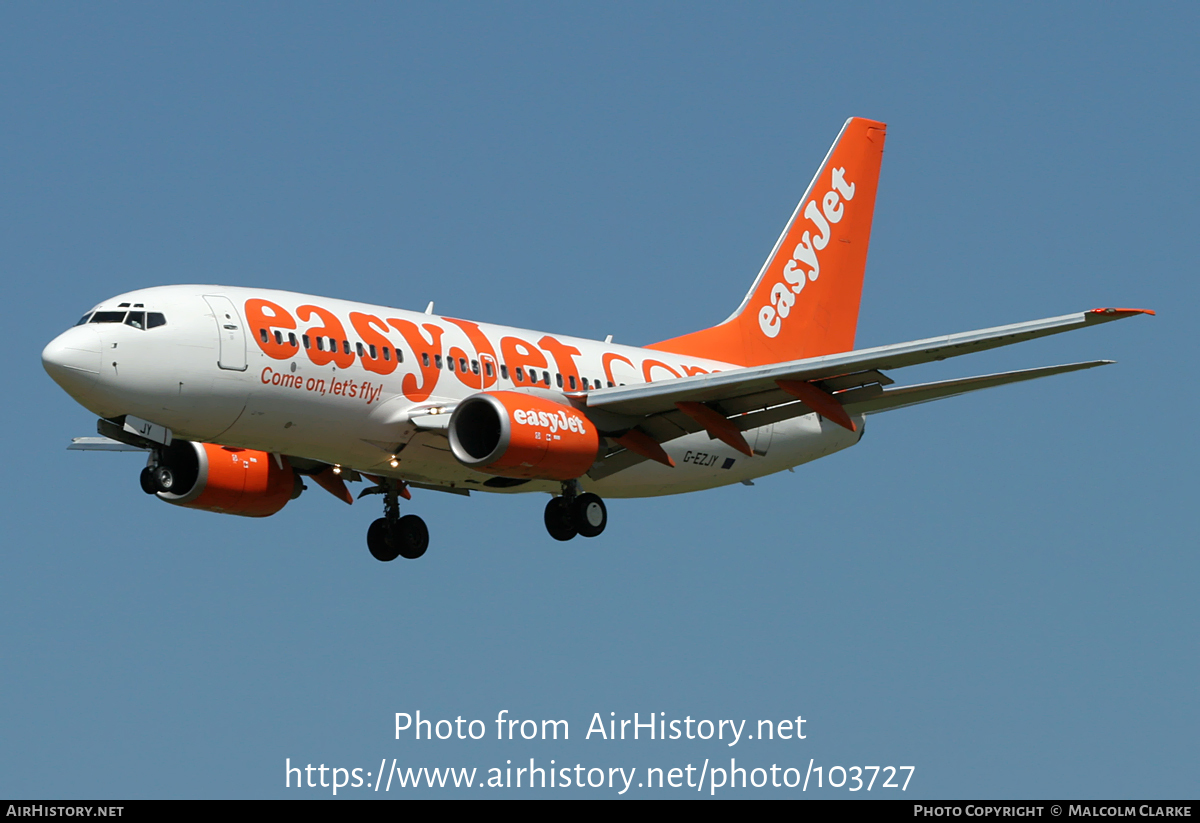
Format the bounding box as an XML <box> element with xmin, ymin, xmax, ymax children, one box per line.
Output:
<box><xmin>448</xmin><ymin>391</ymin><xmax>600</xmax><ymax>480</ymax></box>
<box><xmin>156</xmin><ymin>440</ymin><xmax>301</xmax><ymax>517</ymax></box>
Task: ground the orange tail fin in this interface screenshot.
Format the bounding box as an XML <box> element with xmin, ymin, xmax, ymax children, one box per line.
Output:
<box><xmin>648</xmin><ymin>117</ymin><xmax>887</xmax><ymax>366</ymax></box>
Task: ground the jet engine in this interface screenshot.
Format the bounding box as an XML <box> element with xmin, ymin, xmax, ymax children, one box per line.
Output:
<box><xmin>152</xmin><ymin>440</ymin><xmax>302</xmax><ymax>517</ymax></box>
<box><xmin>448</xmin><ymin>391</ymin><xmax>600</xmax><ymax>480</ymax></box>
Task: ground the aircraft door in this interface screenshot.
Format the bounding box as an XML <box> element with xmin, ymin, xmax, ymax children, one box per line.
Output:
<box><xmin>203</xmin><ymin>295</ymin><xmax>248</xmax><ymax>371</ymax></box>
<box><xmin>480</xmin><ymin>352</ymin><xmax>504</xmax><ymax>391</ymax></box>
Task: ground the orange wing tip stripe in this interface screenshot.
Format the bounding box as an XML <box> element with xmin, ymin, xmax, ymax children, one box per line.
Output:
<box><xmin>613</xmin><ymin>430</ymin><xmax>676</xmax><ymax>468</ymax></box>
<box><xmin>776</xmin><ymin>379</ymin><xmax>857</xmax><ymax>433</ymax></box>
<box><xmin>1089</xmin><ymin>307</ymin><xmax>1156</xmax><ymax>316</ymax></box>
<box><xmin>311</xmin><ymin>467</ymin><xmax>354</xmax><ymax>505</ymax></box>
<box><xmin>674</xmin><ymin>401</ymin><xmax>754</xmax><ymax>457</ymax></box>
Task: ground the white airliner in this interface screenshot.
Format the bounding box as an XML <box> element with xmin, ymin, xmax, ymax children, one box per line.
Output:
<box><xmin>42</xmin><ymin>118</ymin><xmax>1152</xmax><ymax>561</ymax></box>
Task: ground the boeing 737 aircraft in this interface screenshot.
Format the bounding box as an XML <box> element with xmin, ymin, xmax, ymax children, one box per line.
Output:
<box><xmin>41</xmin><ymin>118</ymin><xmax>1152</xmax><ymax>561</ymax></box>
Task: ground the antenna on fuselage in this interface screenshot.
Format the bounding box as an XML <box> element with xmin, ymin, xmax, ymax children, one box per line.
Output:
<box><xmin>424</xmin><ymin>302</ymin><xmax>435</xmax><ymax>315</ymax></box>
<box><xmin>604</xmin><ymin>334</ymin><xmax>613</xmax><ymax>344</ymax></box>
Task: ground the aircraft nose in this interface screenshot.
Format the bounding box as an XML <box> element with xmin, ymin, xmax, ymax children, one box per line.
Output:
<box><xmin>42</xmin><ymin>325</ymin><xmax>103</xmax><ymax>391</ymax></box>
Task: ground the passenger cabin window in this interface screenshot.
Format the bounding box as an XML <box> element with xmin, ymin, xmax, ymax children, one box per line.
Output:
<box><xmin>369</xmin><ymin>344</ymin><xmax>377</xmax><ymax>359</ymax></box>
<box><xmin>581</xmin><ymin>377</ymin><xmax>589</xmax><ymax>390</ymax></box>
<box><xmin>90</xmin><ymin>311</ymin><xmax>126</xmax><ymax>324</ymax></box>
<box><xmin>556</xmin><ymin>373</ymin><xmax>563</xmax><ymax>388</ymax></box>
<box><xmin>316</xmin><ymin>337</ymin><xmax>325</xmax><ymax>351</ymax></box>
<box><xmin>434</xmin><ymin>354</ymin><xmax>443</xmax><ymax>369</ymax></box>
<box><xmin>568</xmin><ymin>375</ymin><xmax>577</xmax><ymax>390</ymax></box>
<box><xmin>447</xmin><ymin>357</ymin><xmax>456</xmax><ymax>372</ymax></box>
<box><xmin>288</xmin><ymin>332</ymin><xmax>297</xmax><ymax>347</ymax></box>
<box><xmin>343</xmin><ymin>340</ymin><xmax>351</xmax><ymax>355</ymax></box>
<box><xmin>147</xmin><ymin>313</ymin><xmax>166</xmax><ymax>329</ymax></box>
<box><xmin>356</xmin><ymin>342</ymin><xmax>365</xmax><ymax>357</ymax></box>
<box><xmin>471</xmin><ymin>359</ymin><xmax>479</xmax><ymax>375</ymax></box>
<box><xmin>125</xmin><ymin>311</ymin><xmax>145</xmax><ymax>330</ymax></box>
<box><xmin>396</xmin><ymin>349</ymin><xmax>403</xmax><ymax>363</ymax></box>
<box><xmin>274</xmin><ymin>330</ymin><xmax>284</xmax><ymax>345</ymax></box>
<box><xmin>382</xmin><ymin>347</ymin><xmax>390</xmax><ymax>361</ymax></box>
<box><xmin>459</xmin><ymin>358</ymin><xmax>468</xmax><ymax>373</ymax></box>
<box><xmin>302</xmin><ymin>335</ymin><xmax>311</xmax><ymax>349</ymax></box>
<box><xmin>528</xmin><ymin>368</ymin><xmax>538</xmax><ymax>383</ymax></box>
<box><xmin>515</xmin><ymin>367</ymin><xmax>525</xmax><ymax>382</ymax></box>
<box><xmin>484</xmin><ymin>362</ymin><xmax>493</xmax><ymax>377</ymax></box>
<box><xmin>422</xmin><ymin>353</ymin><xmax>429</xmax><ymax>367</ymax></box>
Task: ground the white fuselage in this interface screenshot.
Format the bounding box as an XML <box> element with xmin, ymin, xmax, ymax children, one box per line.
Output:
<box><xmin>42</xmin><ymin>285</ymin><xmax>863</xmax><ymax>498</ymax></box>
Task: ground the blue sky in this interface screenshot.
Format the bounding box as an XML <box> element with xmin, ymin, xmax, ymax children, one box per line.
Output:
<box><xmin>2</xmin><ymin>3</ymin><xmax>1196</xmax><ymax>798</ymax></box>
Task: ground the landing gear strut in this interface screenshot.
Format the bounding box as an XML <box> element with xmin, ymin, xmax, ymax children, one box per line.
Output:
<box><xmin>544</xmin><ymin>482</ymin><xmax>607</xmax><ymax>541</ymax></box>
<box><xmin>366</xmin><ymin>479</ymin><xmax>428</xmax><ymax>562</ymax></box>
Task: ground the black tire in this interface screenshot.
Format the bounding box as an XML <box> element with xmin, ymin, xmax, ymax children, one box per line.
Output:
<box><xmin>367</xmin><ymin>518</ymin><xmax>400</xmax><ymax>562</ymax></box>
<box><xmin>395</xmin><ymin>514</ymin><xmax>429</xmax><ymax>560</ymax></box>
<box><xmin>544</xmin><ymin>497</ymin><xmax>577</xmax><ymax>542</ymax></box>
<box><xmin>139</xmin><ymin>466</ymin><xmax>158</xmax><ymax>495</ymax></box>
<box><xmin>573</xmin><ymin>493</ymin><xmax>607</xmax><ymax>538</ymax></box>
<box><xmin>153</xmin><ymin>465</ymin><xmax>176</xmax><ymax>493</ymax></box>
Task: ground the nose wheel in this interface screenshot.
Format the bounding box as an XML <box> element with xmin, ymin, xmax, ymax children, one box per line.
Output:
<box><xmin>544</xmin><ymin>487</ymin><xmax>607</xmax><ymax>541</ymax></box>
<box><xmin>365</xmin><ymin>479</ymin><xmax>428</xmax><ymax>561</ymax></box>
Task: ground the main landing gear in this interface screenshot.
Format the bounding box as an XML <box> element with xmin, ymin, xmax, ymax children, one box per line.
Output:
<box><xmin>140</xmin><ymin>449</ymin><xmax>180</xmax><ymax>495</ymax></box>
<box><xmin>365</xmin><ymin>479</ymin><xmax>428</xmax><ymax>562</ymax></box>
<box><xmin>544</xmin><ymin>483</ymin><xmax>607</xmax><ymax>542</ymax></box>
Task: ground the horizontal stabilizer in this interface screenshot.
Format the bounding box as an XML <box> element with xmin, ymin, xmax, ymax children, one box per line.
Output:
<box><xmin>68</xmin><ymin>436</ymin><xmax>147</xmax><ymax>452</ymax></box>
<box><xmin>842</xmin><ymin>361</ymin><xmax>1114</xmax><ymax>415</ymax></box>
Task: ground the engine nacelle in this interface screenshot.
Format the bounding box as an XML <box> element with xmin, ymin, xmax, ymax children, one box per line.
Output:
<box><xmin>448</xmin><ymin>391</ymin><xmax>600</xmax><ymax>480</ymax></box>
<box><xmin>156</xmin><ymin>440</ymin><xmax>301</xmax><ymax>517</ymax></box>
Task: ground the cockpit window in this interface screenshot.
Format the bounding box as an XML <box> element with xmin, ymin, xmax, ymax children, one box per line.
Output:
<box><xmin>146</xmin><ymin>313</ymin><xmax>166</xmax><ymax>328</ymax></box>
<box><xmin>90</xmin><ymin>311</ymin><xmax>127</xmax><ymax>324</ymax></box>
<box><xmin>125</xmin><ymin>311</ymin><xmax>145</xmax><ymax>330</ymax></box>
<box><xmin>75</xmin><ymin>313</ymin><xmax>93</xmax><ymax>326</ymax></box>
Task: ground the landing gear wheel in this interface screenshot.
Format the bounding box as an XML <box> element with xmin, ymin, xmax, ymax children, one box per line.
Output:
<box><xmin>153</xmin><ymin>465</ymin><xmax>176</xmax><ymax>493</ymax></box>
<box><xmin>139</xmin><ymin>466</ymin><xmax>158</xmax><ymax>495</ymax></box>
<box><xmin>573</xmin><ymin>493</ymin><xmax>607</xmax><ymax>538</ymax></box>
<box><xmin>544</xmin><ymin>497</ymin><xmax>577</xmax><ymax>541</ymax></box>
<box><xmin>367</xmin><ymin>518</ymin><xmax>401</xmax><ymax>562</ymax></box>
<box><xmin>395</xmin><ymin>514</ymin><xmax>429</xmax><ymax>560</ymax></box>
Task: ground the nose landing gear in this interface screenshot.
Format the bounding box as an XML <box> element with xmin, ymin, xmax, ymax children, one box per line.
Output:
<box><xmin>543</xmin><ymin>483</ymin><xmax>607</xmax><ymax>541</ymax></box>
<box><xmin>365</xmin><ymin>478</ymin><xmax>428</xmax><ymax>562</ymax></box>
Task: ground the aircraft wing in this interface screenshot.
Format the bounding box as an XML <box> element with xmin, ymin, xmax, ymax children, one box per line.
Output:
<box><xmin>582</xmin><ymin>308</ymin><xmax>1151</xmax><ymax>477</ymax></box>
